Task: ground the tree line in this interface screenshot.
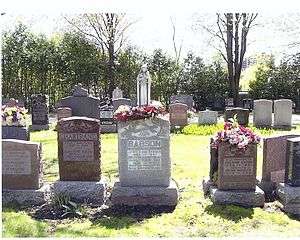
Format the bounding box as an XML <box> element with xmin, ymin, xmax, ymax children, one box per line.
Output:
<box><xmin>2</xmin><ymin>23</ymin><xmax>228</xmax><ymax>110</ymax></box>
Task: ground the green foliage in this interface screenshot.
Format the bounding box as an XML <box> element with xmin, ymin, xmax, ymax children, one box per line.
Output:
<box><xmin>182</xmin><ymin>123</ymin><xmax>224</xmax><ymax>136</ymax></box>
<box><xmin>2</xmin><ymin>210</ymin><xmax>48</xmax><ymax>237</ymax></box>
<box><xmin>249</xmin><ymin>53</ymin><xmax>300</xmax><ymax>102</ymax></box>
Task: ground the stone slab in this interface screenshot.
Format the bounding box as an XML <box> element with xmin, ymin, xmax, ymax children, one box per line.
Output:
<box><xmin>29</xmin><ymin>124</ymin><xmax>50</xmax><ymax>131</ymax></box>
<box><xmin>277</xmin><ymin>183</ymin><xmax>300</xmax><ymax>216</ymax></box>
<box><xmin>111</xmin><ymin>180</ymin><xmax>179</xmax><ymax>206</ymax></box>
<box><xmin>51</xmin><ymin>180</ymin><xmax>107</xmax><ymax>206</ymax></box>
<box><xmin>100</xmin><ymin>124</ymin><xmax>117</xmax><ymax>133</ymax></box>
<box><xmin>204</xmin><ymin>179</ymin><xmax>265</xmax><ymax>207</ymax></box>
<box><xmin>2</xmin><ymin>184</ymin><xmax>51</xmax><ymax>206</ymax></box>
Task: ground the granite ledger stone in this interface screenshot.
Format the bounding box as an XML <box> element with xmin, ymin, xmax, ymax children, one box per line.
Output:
<box><xmin>57</xmin><ymin>117</ymin><xmax>101</xmax><ymax>181</ymax></box>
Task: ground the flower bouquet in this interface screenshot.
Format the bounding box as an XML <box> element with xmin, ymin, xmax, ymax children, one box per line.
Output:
<box><xmin>211</xmin><ymin>116</ymin><xmax>260</xmax><ymax>149</ymax></box>
<box><xmin>2</xmin><ymin>105</ymin><xmax>28</xmax><ymax>126</ymax></box>
<box><xmin>113</xmin><ymin>101</ymin><xmax>166</xmax><ymax>122</ymax></box>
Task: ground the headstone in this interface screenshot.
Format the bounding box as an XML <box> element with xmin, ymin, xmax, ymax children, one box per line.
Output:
<box><xmin>30</xmin><ymin>94</ymin><xmax>49</xmax><ymax>130</ymax></box>
<box><xmin>111</xmin><ymin>117</ymin><xmax>178</xmax><ymax>206</ymax></box>
<box><xmin>169</xmin><ymin>103</ymin><xmax>188</xmax><ymax>127</ymax></box>
<box><xmin>56</xmin><ymin>84</ymin><xmax>101</xmax><ymax>120</ymax></box>
<box><xmin>57</xmin><ymin>107</ymin><xmax>72</xmax><ymax>121</ymax></box>
<box><xmin>137</xmin><ymin>64</ymin><xmax>151</xmax><ymax>106</ymax></box>
<box><xmin>2</xmin><ymin>126</ymin><xmax>29</xmax><ymax>141</ymax></box>
<box><xmin>170</xmin><ymin>95</ymin><xmax>194</xmax><ymax>109</ymax></box>
<box><xmin>277</xmin><ymin>183</ymin><xmax>300</xmax><ymax>215</ymax></box>
<box><xmin>112</xmin><ymin>87</ymin><xmax>123</xmax><ymax>100</ymax></box>
<box><xmin>217</xmin><ymin>142</ymin><xmax>257</xmax><ymax>190</ymax></box>
<box><xmin>286</xmin><ymin>137</ymin><xmax>300</xmax><ymax>186</ymax></box>
<box><xmin>2</xmin><ymin>139</ymin><xmax>43</xmax><ymax>190</ymax></box>
<box><xmin>259</xmin><ymin>134</ymin><xmax>300</xmax><ymax>194</ymax></box>
<box><xmin>224</xmin><ymin>107</ymin><xmax>249</xmax><ymax>125</ymax></box>
<box><xmin>2</xmin><ymin>100</ymin><xmax>29</xmax><ymax>140</ymax></box>
<box><xmin>112</xmin><ymin>98</ymin><xmax>132</xmax><ymax>112</ymax></box>
<box><xmin>253</xmin><ymin>99</ymin><xmax>273</xmax><ymax>127</ymax></box>
<box><xmin>262</xmin><ymin>135</ymin><xmax>300</xmax><ymax>184</ymax></box>
<box><xmin>57</xmin><ymin>117</ymin><xmax>101</xmax><ymax>181</ymax></box>
<box><xmin>99</xmin><ymin>105</ymin><xmax>117</xmax><ymax>133</ymax></box>
<box><xmin>118</xmin><ymin>118</ymin><xmax>170</xmax><ymax>186</ymax></box>
<box><xmin>274</xmin><ymin>99</ymin><xmax>292</xmax><ymax>128</ymax></box>
<box><xmin>198</xmin><ymin>109</ymin><xmax>218</xmax><ymax>125</ymax></box>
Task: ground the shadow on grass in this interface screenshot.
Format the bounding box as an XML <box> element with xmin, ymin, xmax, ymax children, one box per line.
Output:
<box><xmin>90</xmin><ymin>205</ymin><xmax>176</xmax><ymax>229</ymax></box>
<box><xmin>204</xmin><ymin>204</ymin><xmax>254</xmax><ymax>222</ymax></box>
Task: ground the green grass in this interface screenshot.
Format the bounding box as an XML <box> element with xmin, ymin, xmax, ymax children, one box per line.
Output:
<box><xmin>2</xmin><ymin>125</ymin><xmax>300</xmax><ymax>237</ymax></box>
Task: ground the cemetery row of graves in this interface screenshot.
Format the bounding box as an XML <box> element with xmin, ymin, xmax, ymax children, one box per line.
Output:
<box><xmin>2</xmin><ymin>65</ymin><xmax>300</xmax><ymax>237</ymax></box>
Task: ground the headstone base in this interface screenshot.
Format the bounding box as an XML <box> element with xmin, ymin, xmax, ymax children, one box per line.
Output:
<box><xmin>29</xmin><ymin>124</ymin><xmax>50</xmax><ymax>131</ymax></box>
<box><xmin>111</xmin><ymin>180</ymin><xmax>179</xmax><ymax>206</ymax></box>
<box><xmin>51</xmin><ymin>180</ymin><xmax>107</xmax><ymax>206</ymax></box>
<box><xmin>277</xmin><ymin>183</ymin><xmax>300</xmax><ymax>216</ymax></box>
<box><xmin>2</xmin><ymin>184</ymin><xmax>51</xmax><ymax>206</ymax></box>
<box><xmin>100</xmin><ymin>124</ymin><xmax>117</xmax><ymax>133</ymax></box>
<box><xmin>202</xmin><ymin>179</ymin><xmax>265</xmax><ymax>207</ymax></box>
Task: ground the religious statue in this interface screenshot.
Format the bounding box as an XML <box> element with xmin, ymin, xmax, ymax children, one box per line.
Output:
<box><xmin>136</xmin><ymin>64</ymin><xmax>151</xmax><ymax>106</ymax></box>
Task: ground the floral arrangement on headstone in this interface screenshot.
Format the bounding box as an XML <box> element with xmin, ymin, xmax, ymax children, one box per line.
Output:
<box><xmin>2</xmin><ymin>105</ymin><xmax>28</xmax><ymax>126</ymax></box>
<box><xmin>211</xmin><ymin>116</ymin><xmax>261</xmax><ymax>149</ymax></box>
<box><xmin>114</xmin><ymin>101</ymin><xmax>166</xmax><ymax>122</ymax></box>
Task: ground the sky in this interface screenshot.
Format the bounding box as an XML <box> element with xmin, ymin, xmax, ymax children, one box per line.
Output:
<box><xmin>1</xmin><ymin>0</ymin><xmax>300</xmax><ymax>63</ymax></box>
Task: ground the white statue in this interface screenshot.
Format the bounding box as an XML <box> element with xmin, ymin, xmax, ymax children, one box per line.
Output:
<box><xmin>136</xmin><ymin>64</ymin><xmax>151</xmax><ymax>106</ymax></box>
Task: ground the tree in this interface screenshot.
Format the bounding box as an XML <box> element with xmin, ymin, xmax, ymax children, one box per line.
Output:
<box><xmin>200</xmin><ymin>13</ymin><xmax>258</xmax><ymax>106</ymax></box>
<box><xmin>64</xmin><ymin>13</ymin><xmax>134</xmax><ymax>96</ymax></box>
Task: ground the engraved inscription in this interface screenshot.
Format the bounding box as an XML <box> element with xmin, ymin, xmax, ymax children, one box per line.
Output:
<box><xmin>127</xmin><ymin>139</ymin><xmax>161</xmax><ymax>170</ymax></box>
<box><xmin>33</xmin><ymin>112</ymin><xmax>46</xmax><ymax>121</ymax></box>
<box><xmin>3</xmin><ymin>150</ymin><xmax>31</xmax><ymax>175</ymax></box>
<box><xmin>63</xmin><ymin>141</ymin><xmax>94</xmax><ymax>161</ymax></box>
<box><xmin>223</xmin><ymin>157</ymin><xmax>254</xmax><ymax>176</ymax></box>
<box><xmin>60</xmin><ymin>133</ymin><xmax>98</xmax><ymax>141</ymax></box>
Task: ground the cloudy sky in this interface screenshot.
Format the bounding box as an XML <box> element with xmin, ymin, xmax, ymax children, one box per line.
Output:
<box><xmin>1</xmin><ymin>0</ymin><xmax>300</xmax><ymax>62</ymax></box>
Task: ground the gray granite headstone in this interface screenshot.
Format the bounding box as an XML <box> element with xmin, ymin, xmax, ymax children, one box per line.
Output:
<box><xmin>118</xmin><ymin>117</ymin><xmax>170</xmax><ymax>186</ymax></box>
<box><xmin>31</xmin><ymin>94</ymin><xmax>49</xmax><ymax>129</ymax></box>
<box><xmin>274</xmin><ymin>99</ymin><xmax>292</xmax><ymax>127</ymax></box>
<box><xmin>2</xmin><ymin>126</ymin><xmax>29</xmax><ymax>141</ymax></box>
<box><xmin>112</xmin><ymin>87</ymin><xmax>123</xmax><ymax>100</ymax></box>
<box><xmin>170</xmin><ymin>95</ymin><xmax>194</xmax><ymax>109</ymax></box>
<box><xmin>224</xmin><ymin>107</ymin><xmax>249</xmax><ymax>125</ymax></box>
<box><xmin>56</xmin><ymin>84</ymin><xmax>101</xmax><ymax>120</ymax></box>
<box><xmin>198</xmin><ymin>109</ymin><xmax>218</xmax><ymax>125</ymax></box>
<box><xmin>253</xmin><ymin>99</ymin><xmax>272</xmax><ymax>127</ymax></box>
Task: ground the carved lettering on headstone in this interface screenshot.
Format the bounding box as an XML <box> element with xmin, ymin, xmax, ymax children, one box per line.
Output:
<box><xmin>223</xmin><ymin>157</ymin><xmax>254</xmax><ymax>176</ymax></box>
<box><xmin>63</xmin><ymin>141</ymin><xmax>94</xmax><ymax>162</ymax></box>
<box><xmin>3</xmin><ymin>150</ymin><xmax>31</xmax><ymax>175</ymax></box>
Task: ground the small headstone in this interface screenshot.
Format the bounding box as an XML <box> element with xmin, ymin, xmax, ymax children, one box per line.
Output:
<box><xmin>217</xmin><ymin>143</ymin><xmax>257</xmax><ymax>190</ymax></box>
<box><xmin>112</xmin><ymin>98</ymin><xmax>132</xmax><ymax>112</ymax></box>
<box><xmin>198</xmin><ymin>109</ymin><xmax>218</xmax><ymax>125</ymax></box>
<box><xmin>169</xmin><ymin>103</ymin><xmax>188</xmax><ymax>127</ymax></box>
<box><xmin>224</xmin><ymin>107</ymin><xmax>249</xmax><ymax>126</ymax></box>
<box><xmin>56</xmin><ymin>84</ymin><xmax>101</xmax><ymax>119</ymax></box>
<box><xmin>118</xmin><ymin>118</ymin><xmax>170</xmax><ymax>186</ymax></box>
<box><xmin>274</xmin><ymin>99</ymin><xmax>292</xmax><ymax>127</ymax></box>
<box><xmin>57</xmin><ymin>107</ymin><xmax>72</xmax><ymax>121</ymax></box>
<box><xmin>112</xmin><ymin>87</ymin><xmax>123</xmax><ymax>100</ymax></box>
<box><xmin>253</xmin><ymin>99</ymin><xmax>273</xmax><ymax>127</ymax></box>
<box><xmin>286</xmin><ymin>137</ymin><xmax>300</xmax><ymax>186</ymax></box>
<box><xmin>170</xmin><ymin>95</ymin><xmax>194</xmax><ymax>109</ymax></box>
<box><xmin>57</xmin><ymin>117</ymin><xmax>101</xmax><ymax>181</ymax></box>
<box><xmin>30</xmin><ymin>94</ymin><xmax>49</xmax><ymax>130</ymax></box>
<box><xmin>2</xmin><ymin>139</ymin><xmax>43</xmax><ymax>190</ymax></box>
<box><xmin>137</xmin><ymin>64</ymin><xmax>151</xmax><ymax>106</ymax></box>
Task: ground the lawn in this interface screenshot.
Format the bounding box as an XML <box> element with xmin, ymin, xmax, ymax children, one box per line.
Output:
<box><xmin>2</xmin><ymin>125</ymin><xmax>300</xmax><ymax>237</ymax></box>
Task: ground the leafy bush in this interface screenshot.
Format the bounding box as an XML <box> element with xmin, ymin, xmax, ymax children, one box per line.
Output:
<box><xmin>182</xmin><ymin>123</ymin><xmax>224</xmax><ymax>136</ymax></box>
